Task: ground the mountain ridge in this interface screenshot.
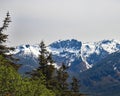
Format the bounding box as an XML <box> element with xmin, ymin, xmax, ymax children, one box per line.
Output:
<box><xmin>11</xmin><ymin>39</ymin><xmax>120</xmax><ymax>74</ymax></box>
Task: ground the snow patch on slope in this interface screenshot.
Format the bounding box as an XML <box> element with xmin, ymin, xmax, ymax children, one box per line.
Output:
<box><xmin>100</xmin><ymin>39</ymin><xmax>120</xmax><ymax>53</ymax></box>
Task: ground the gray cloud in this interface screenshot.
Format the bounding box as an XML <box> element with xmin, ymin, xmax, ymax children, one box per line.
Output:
<box><xmin>0</xmin><ymin>0</ymin><xmax>120</xmax><ymax>46</ymax></box>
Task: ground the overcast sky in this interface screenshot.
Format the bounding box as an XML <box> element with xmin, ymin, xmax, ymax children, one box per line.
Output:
<box><xmin>0</xmin><ymin>0</ymin><xmax>120</xmax><ymax>46</ymax></box>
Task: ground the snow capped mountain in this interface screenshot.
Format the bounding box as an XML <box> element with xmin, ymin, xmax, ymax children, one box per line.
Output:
<box><xmin>12</xmin><ymin>44</ymin><xmax>40</xmax><ymax>73</ymax></box>
<box><xmin>81</xmin><ymin>39</ymin><xmax>120</xmax><ymax>66</ymax></box>
<box><xmin>13</xmin><ymin>44</ymin><xmax>40</xmax><ymax>56</ymax></box>
<box><xmin>12</xmin><ymin>39</ymin><xmax>120</xmax><ymax>74</ymax></box>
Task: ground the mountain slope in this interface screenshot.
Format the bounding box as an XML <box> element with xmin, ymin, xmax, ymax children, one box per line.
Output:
<box><xmin>80</xmin><ymin>51</ymin><xmax>120</xmax><ymax>96</ymax></box>
<box><xmin>13</xmin><ymin>45</ymin><xmax>39</xmax><ymax>73</ymax></box>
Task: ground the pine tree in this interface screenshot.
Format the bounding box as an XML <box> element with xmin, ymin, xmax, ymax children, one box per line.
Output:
<box><xmin>0</xmin><ymin>12</ymin><xmax>19</xmax><ymax>70</ymax></box>
<box><xmin>56</xmin><ymin>63</ymin><xmax>69</xmax><ymax>95</ymax></box>
<box><xmin>31</xmin><ymin>41</ymin><xmax>55</xmax><ymax>88</ymax></box>
<box><xmin>38</xmin><ymin>41</ymin><xmax>48</xmax><ymax>77</ymax></box>
<box><xmin>71</xmin><ymin>76</ymin><xmax>80</xmax><ymax>93</ymax></box>
<box><xmin>38</xmin><ymin>41</ymin><xmax>55</xmax><ymax>81</ymax></box>
<box><xmin>0</xmin><ymin>12</ymin><xmax>12</xmax><ymax>57</ymax></box>
<box><xmin>55</xmin><ymin>64</ymin><xmax>86</xmax><ymax>96</ymax></box>
<box><xmin>70</xmin><ymin>77</ymin><xmax>86</xmax><ymax>96</ymax></box>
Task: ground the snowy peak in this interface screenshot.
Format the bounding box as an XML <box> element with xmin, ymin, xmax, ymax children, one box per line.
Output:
<box><xmin>13</xmin><ymin>44</ymin><xmax>40</xmax><ymax>57</ymax></box>
<box><xmin>48</xmin><ymin>39</ymin><xmax>81</xmax><ymax>56</ymax></box>
<box><xmin>81</xmin><ymin>39</ymin><xmax>120</xmax><ymax>65</ymax></box>
<box><xmin>99</xmin><ymin>39</ymin><xmax>120</xmax><ymax>53</ymax></box>
<box><xmin>49</xmin><ymin>39</ymin><xmax>82</xmax><ymax>50</ymax></box>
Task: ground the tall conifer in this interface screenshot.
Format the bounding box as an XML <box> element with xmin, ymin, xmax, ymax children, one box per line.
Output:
<box><xmin>31</xmin><ymin>41</ymin><xmax>55</xmax><ymax>87</ymax></box>
<box><xmin>38</xmin><ymin>41</ymin><xmax>55</xmax><ymax>80</ymax></box>
<box><xmin>0</xmin><ymin>12</ymin><xmax>19</xmax><ymax>70</ymax></box>
<box><xmin>56</xmin><ymin>63</ymin><xmax>69</xmax><ymax>95</ymax></box>
<box><xmin>0</xmin><ymin>12</ymin><xmax>12</xmax><ymax>56</ymax></box>
<box><xmin>71</xmin><ymin>76</ymin><xmax>80</xmax><ymax>93</ymax></box>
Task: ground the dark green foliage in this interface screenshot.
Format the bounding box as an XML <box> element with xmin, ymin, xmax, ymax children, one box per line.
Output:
<box><xmin>0</xmin><ymin>55</ymin><xmax>55</xmax><ymax>96</ymax></box>
<box><xmin>57</xmin><ymin>63</ymin><xmax>69</xmax><ymax>91</ymax></box>
<box><xmin>38</xmin><ymin>41</ymin><xmax>55</xmax><ymax>81</ymax></box>
<box><xmin>71</xmin><ymin>76</ymin><xmax>80</xmax><ymax>93</ymax></box>
<box><xmin>0</xmin><ymin>12</ymin><xmax>11</xmax><ymax>32</ymax></box>
<box><xmin>70</xmin><ymin>77</ymin><xmax>85</xmax><ymax>96</ymax></box>
<box><xmin>47</xmin><ymin>53</ymin><xmax>54</xmax><ymax>63</ymax></box>
<box><xmin>0</xmin><ymin>12</ymin><xmax>11</xmax><ymax>56</ymax></box>
<box><xmin>0</xmin><ymin>12</ymin><xmax>19</xmax><ymax>70</ymax></box>
<box><xmin>31</xmin><ymin>41</ymin><xmax>56</xmax><ymax>90</ymax></box>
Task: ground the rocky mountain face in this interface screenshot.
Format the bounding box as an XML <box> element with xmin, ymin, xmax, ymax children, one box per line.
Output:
<box><xmin>12</xmin><ymin>39</ymin><xmax>120</xmax><ymax>74</ymax></box>
<box><xmin>80</xmin><ymin>51</ymin><xmax>120</xmax><ymax>96</ymax></box>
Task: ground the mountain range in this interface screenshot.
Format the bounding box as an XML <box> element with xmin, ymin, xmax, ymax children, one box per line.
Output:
<box><xmin>11</xmin><ymin>39</ymin><xmax>120</xmax><ymax>96</ymax></box>
<box><xmin>12</xmin><ymin>39</ymin><xmax>120</xmax><ymax>73</ymax></box>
